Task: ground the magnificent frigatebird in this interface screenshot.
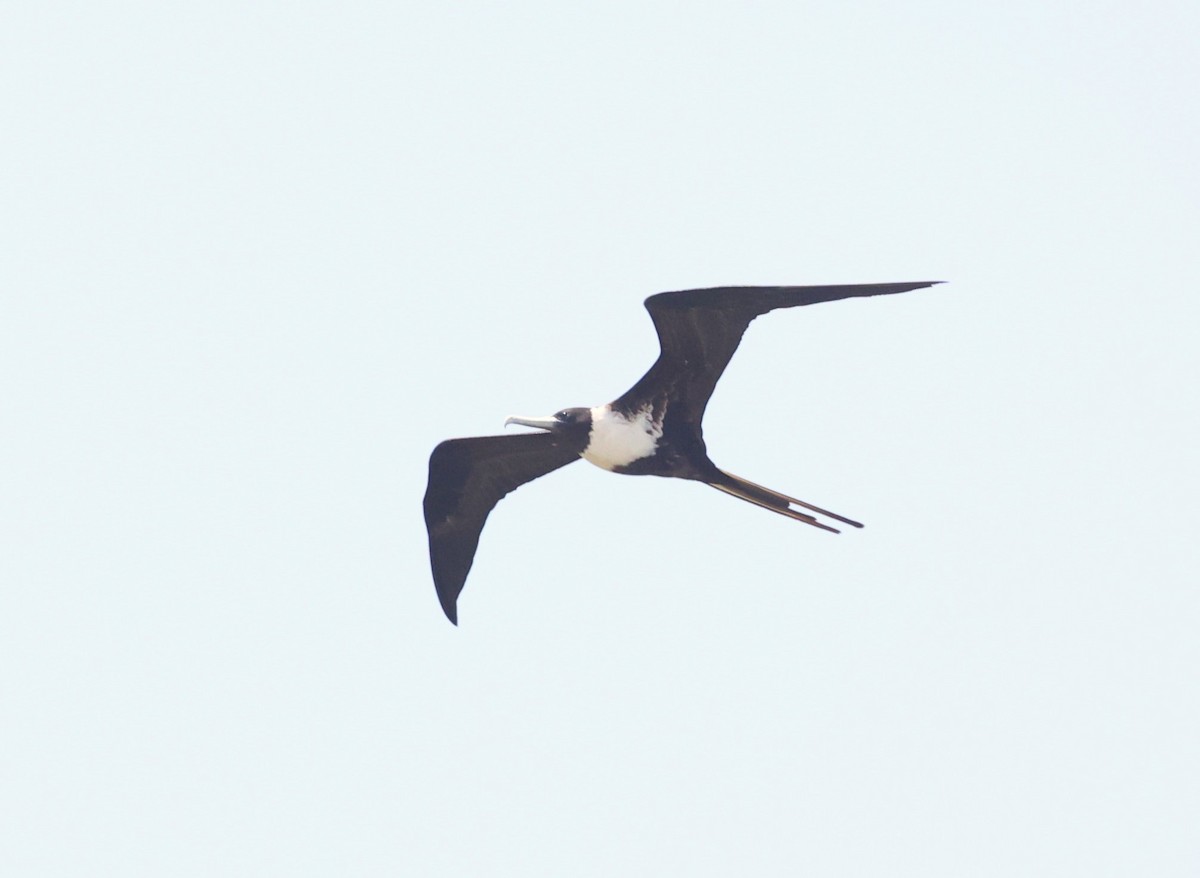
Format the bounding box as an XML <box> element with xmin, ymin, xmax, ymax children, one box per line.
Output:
<box><xmin>424</xmin><ymin>281</ymin><xmax>940</xmax><ymax>624</ymax></box>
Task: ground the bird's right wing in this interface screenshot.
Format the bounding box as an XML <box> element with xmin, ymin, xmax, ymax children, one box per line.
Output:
<box><xmin>423</xmin><ymin>433</ymin><xmax>581</xmax><ymax>624</ymax></box>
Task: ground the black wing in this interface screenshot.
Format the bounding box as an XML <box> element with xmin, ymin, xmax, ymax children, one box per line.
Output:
<box><xmin>614</xmin><ymin>282</ymin><xmax>940</xmax><ymax>428</ymax></box>
<box><xmin>423</xmin><ymin>433</ymin><xmax>580</xmax><ymax>624</ymax></box>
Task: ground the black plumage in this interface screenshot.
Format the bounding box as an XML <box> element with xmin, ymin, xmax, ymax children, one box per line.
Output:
<box><xmin>423</xmin><ymin>281</ymin><xmax>941</xmax><ymax>624</ymax></box>
<box><xmin>424</xmin><ymin>433</ymin><xmax>581</xmax><ymax>625</ymax></box>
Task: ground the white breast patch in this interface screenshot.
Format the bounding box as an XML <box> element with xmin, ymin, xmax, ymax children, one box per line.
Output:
<box><xmin>582</xmin><ymin>405</ymin><xmax>662</xmax><ymax>471</ymax></box>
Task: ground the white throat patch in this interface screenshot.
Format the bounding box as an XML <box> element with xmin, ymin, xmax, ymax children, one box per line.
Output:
<box><xmin>582</xmin><ymin>405</ymin><xmax>662</xmax><ymax>471</ymax></box>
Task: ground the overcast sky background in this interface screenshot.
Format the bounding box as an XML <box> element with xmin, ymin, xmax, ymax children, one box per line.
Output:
<box><xmin>3</xmin><ymin>1</ymin><xmax>1198</xmax><ymax>875</ymax></box>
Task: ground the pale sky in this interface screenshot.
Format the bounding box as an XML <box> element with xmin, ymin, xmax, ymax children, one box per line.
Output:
<box><xmin>3</xmin><ymin>1</ymin><xmax>1198</xmax><ymax>875</ymax></box>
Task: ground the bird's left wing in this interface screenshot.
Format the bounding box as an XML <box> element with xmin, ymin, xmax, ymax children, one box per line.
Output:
<box><xmin>615</xmin><ymin>282</ymin><xmax>939</xmax><ymax>428</ymax></box>
<box><xmin>424</xmin><ymin>433</ymin><xmax>581</xmax><ymax>624</ymax></box>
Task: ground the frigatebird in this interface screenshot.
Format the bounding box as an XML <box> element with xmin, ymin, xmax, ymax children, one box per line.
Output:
<box><xmin>424</xmin><ymin>281</ymin><xmax>940</xmax><ymax>623</ymax></box>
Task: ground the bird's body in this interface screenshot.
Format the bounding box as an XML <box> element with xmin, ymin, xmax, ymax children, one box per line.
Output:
<box><xmin>580</xmin><ymin>404</ymin><xmax>662</xmax><ymax>472</ymax></box>
<box><xmin>424</xmin><ymin>281</ymin><xmax>941</xmax><ymax>624</ymax></box>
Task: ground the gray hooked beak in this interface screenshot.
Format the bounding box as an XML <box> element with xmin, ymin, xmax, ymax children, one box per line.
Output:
<box><xmin>504</xmin><ymin>414</ymin><xmax>559</xmax><ymax>431</ymax></box>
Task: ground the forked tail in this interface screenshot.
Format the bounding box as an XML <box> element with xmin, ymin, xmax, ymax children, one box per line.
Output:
<box><xmin>707</xmin><ymin>470</ymin><xmax>864</xmax><ymax>533</ymax></box>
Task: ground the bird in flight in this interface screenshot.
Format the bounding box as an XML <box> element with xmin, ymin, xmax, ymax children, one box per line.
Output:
<box><xmin>424</xmin><ymin>281</ymin><xmax>940</xmax><ymax>624</ymax></box>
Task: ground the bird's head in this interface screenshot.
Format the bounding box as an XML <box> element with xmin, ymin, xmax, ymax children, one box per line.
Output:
<box><xmin>504</xmin><ymin>407</ymin><xmax>593</xmax><ymax>451</ymax></box>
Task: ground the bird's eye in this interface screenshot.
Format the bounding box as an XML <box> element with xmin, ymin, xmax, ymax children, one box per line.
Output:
<box><xmin>556</xmin><ymin>410</ymin><xmax>570</xmax><ymax>421</ymax></box>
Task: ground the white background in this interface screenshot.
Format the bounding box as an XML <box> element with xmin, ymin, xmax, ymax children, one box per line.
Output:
<box><xmin>3</xmin><ymin>1</ymin><xmax>1197</xmax><ymax>874</ymax></box>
